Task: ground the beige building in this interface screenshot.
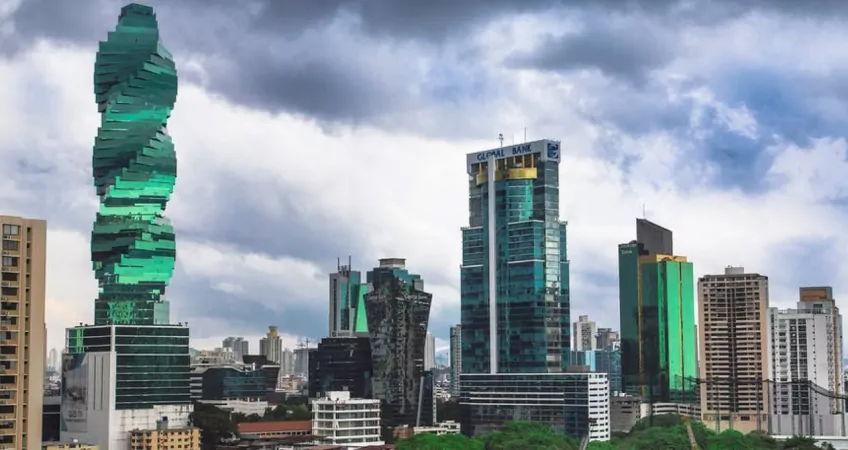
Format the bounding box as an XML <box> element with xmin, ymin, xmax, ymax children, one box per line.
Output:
<box><xmin>129</xmin><ymin>427</ymin><xmax>200</xmax><ymax>450</ymax></box>
<box><xmin>698</xmin><ymin>266</ymin><xmax>770</xmax><ymax>433</ymax></box>
<box><xmin>43</xmin><ymin>442</ymin><xmax>98</xmax><ymax>450</ymax></box>
<box><xmin>1</xmin><ymin>216</ymin><xmax>47</xmax><ymax>450</ymax></box>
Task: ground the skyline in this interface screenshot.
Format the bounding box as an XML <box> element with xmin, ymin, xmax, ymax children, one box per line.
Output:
<box><xmin>3</xmin><ymin>1</ymin><xmax>848</xmax><ymax>354</ymax></box>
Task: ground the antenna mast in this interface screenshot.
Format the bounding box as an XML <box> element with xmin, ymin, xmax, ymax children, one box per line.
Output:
<box><xmin>498</xmin><ymin>133</ymin><xmax>504</xmax><ymax>148</ymax></box>
<box><xmin>642</xmin><ymin>203</ymin><xmax>647</xmax><ymax>219</ymax></box>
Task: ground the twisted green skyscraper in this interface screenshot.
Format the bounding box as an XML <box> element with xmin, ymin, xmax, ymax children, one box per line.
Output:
<box><xmin>91</xmin><ymin>3</ymin><xmax>178</xmax><ymax>326</ymax></box>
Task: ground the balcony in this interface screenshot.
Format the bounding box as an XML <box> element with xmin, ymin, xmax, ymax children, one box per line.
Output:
<box><xmin>0</xmin><ymin>399</ymin><xmax>15</xmax><ymax>406</ymax></box>
<box><xmin>0</xmin><ymin>282</ymin><xmax>15</xmax><ymax>289</ymax></box>
<box><xmin>0</xmin><ymin>385</ymin><xmax>14</xmax><ymax>391</ymax></box>
<box><xmin>0</xmin><ymin>267</ymin><xmax>15</xmax><ymax>274</ymax></box>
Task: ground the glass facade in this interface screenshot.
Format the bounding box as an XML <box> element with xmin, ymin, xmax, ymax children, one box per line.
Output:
<box><xmin>364</xmin><ymin>261</ymin><xmax>431</xmax><ymax>429</ymax></box>
<box><xmin>619</xmin><ymin>227</ymin><xmax>697</xmax><ymax>403</ymax></box>
<box><xmin>91</xmin><ymin>3</ymin><xmax>179</xmax><ymax>326</ymax></box>
<box><xmin>461</xmin><ymin>140</ymin><xmax>570</xmax><ymax>374</ymax></box>
<box><xmin>200</xmin><ymin>367</ymin><xmax>269</xmax><ymax>401</ymax></box>
<box><xmin>309</xmin><ymin>336</ymin><xmax>373</xmax><ymax>399</ymax></box>
<box><xmin>459</xmin><ymin>373</ymin><xmax>610</xmax><ymax>440</ymax></box>
<box><xmin>66</xmin><ymin>325</ymin><xmax>191</xmax><ymax>410</ymax></box>
<box><xmin>594</xmin><ymin>348</ymin><xmax>622</xmax><ymax>396</ymax></box>
<box><xmin>330</xmin><ymin>263</ymin><xmax>370</xmax><ymax>337</ymax></box>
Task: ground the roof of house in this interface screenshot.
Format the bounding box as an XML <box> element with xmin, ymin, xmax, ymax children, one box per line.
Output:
<box><xmin>237</xmin><ymin>420</ymin><xmax>312</xmax><ymax>434</ymax></box>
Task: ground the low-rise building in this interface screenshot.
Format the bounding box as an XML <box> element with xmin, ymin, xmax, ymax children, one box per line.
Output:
<box><xmin>237</xmin><ymin>421</ymin><xmax>312</xmax><ymax>440</ymax></box>
<box><xmin>43</xmin><ymin>441</ymin><xmax>98</xmax><ymax>450</ymax></box>
<box><xmin>128</xmin><ymin>426</ymin><xmax>200</xmax><ymax>450</ymax></box>
<box><xmin>311</xmin><ymin>392</ymin><xmax>383</xmax><ymax>448</ymax></box>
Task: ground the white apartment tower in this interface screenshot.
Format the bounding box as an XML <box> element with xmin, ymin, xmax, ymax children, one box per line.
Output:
<box><xmin>768</xmin><ymin>287</ymin><xmax>844</xmax><ymax>420</ymax></box>
<box><xmin>424</xmin><ymin>333</ymin><xmax>436</xmax><ymax>370</ymax></box>
<box><xmin>259</xmin><ymin>326</ymin><xmax>283</xmax><ymax>364</ymax></box>
<box><xmin>311</xmin><ymin>391</ymin><xmax>384</xmax><ymax>448</ymax></box>
<box><xmin>573</xmin><ymin>315</ymin><xmax>597</xmax><ymax>351</ymax></box>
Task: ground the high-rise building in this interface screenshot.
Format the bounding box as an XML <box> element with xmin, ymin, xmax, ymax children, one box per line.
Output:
<box><xmin>573</xmin><ymin>315</ymin><xmax>597</xmax><ymax>351</ymax></box>
<box><xmin>424</xmin><ymin>333</ymin><xmax>436</xmax><ymax>370</ymax></box>
<box><xmin>596</xmin><ymin>328</ymin><xmax>619</xmax><ymax>350</ymax></box>
<box><xmin>329</xmin><ymin>257</ymin><xmax>369</xmax><ymax>337</ymax></box>
<box><xmin>698</xmin><ymin>266</ymin><xmax>769</xmax><ymax>433</ymax></box>
<box><xmin>48</xmin><ymin>348</ymin><xmax>60</xmax><ymax>373</ymax></box>
<box><xmin>280</xmin><ymin>348</ymin><xmax>294</xmax><ymax>375</ymax></box>
<box><xmin>222</xmin><ymin>336</ymin><xmax>249</xmax><ymax>362</ymax></box>
<box><xmin>365</xmin><ymin>258</ymin><xmax>432</xmax><ymax>429</ymax></box>
<box><xmin>449</xmin><ymin>325</ymin><xmax>462</xmax><ymax>396</ymax></box>
<box><xmin>768</xmin><ymin>287</ymin><xmax>845</xmax><ymax>436</ymax></box>
<box><xmin>259</xmin><ymin>326</ymin><xmax>283</xmax><ymax>364</ymax></box>
<box><xmin>1</xmin><ymin>215</ymin><xmax>47</xmax><ymax>450</ymax></box>
<box><xmin>618</xmin><ymin>219</ymin><xmax>697</xmax><ymax>403</ymax></box>
<box><xmin>460</xmin><ymin>140</ymin><xmax>569</xmax><ymax>374</ymax></box>
<box><xmin>61</xmin><ymin>5</ymin><xmax>195</xmax><ymax>449</ymax></box>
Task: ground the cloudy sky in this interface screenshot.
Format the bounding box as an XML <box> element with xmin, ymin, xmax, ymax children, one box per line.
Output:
<box><xmin>2</xmin><ymin>0</ymin><xmax>848</xmax><ymax>355</ymax></box>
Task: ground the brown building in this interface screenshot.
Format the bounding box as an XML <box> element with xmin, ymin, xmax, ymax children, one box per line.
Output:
<box><xmin>698</xmin><ymin>266</ymin><xmax>769</xmax><ymax>433</ymax></box>
<box><xmin>1</xmin><ymin>216</ymin><xmax>47</xmax><ymax>450</ymax></box>
<box><xmin>129</xmin><ymin>427</ymin><xmax>200</xmax><ymax>450</ymax></box>
<box><xmin>798</xmin><ymin>286</ymin><xmax>844</xmax><ymax>400</ymax></box>
<box><xmin>237</xmin><ymin>420</ymin><xmax>312</xmax><ymax>439</ymax></box>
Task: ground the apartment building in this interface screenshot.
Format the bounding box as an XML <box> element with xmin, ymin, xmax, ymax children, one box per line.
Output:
<box><xmin>311</xmin><ymin>391</ymin><xmax>384</xmax><ymax>448</ymax></box>
<box><xmin>698</xmin><ymin>266</ymin><xmax>770</xmax><ymax>433</ymax></box>
<box><xmin>0</xmin><ymin>216</ymin><xmax>47</xmax><ymax>450</ymax></box>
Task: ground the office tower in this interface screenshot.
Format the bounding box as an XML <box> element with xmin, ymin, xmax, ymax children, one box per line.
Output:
<box><xmin>450</xmin><ymin>325</ymin><xmax>462</xmax><ymax>396</ymax></box>
<box><xmin>1</xmin><ymin>216</ymin><xmax>47</xmax><ymax>450</ymax></box>
<box><xmin>48</xmin><ymin>348</ymin><xmax>60</xmax><ymax>372</ymax></box>
<box><xmin>618</xmin><ymin>219</ymin><xmax>697</xmax><ymax>403</ymax></box>
<box><xmin>596</xmin><ymin>328</ymin><xmax>619</xmax><ymax>350</ymax></box>
<box><xmin>222</xmin><ymin>336</ymin><xmax>248</xmax><ymax>362</ymax></box>
<box><xmin>294</xmin><ymin>347</ymin><xmax>315</xmax><ymax>377</ymax></box>
<box><xmin>573</xmin><ymin>315</ymin><xmax>597</xmax><ymax>351</ymax></box>
<box><xmin>280</xmin><ymin>348</ymin><xmax>294</xmax><ymax>375</ymax></box>
<box><xmin>424</xmin><ymin>333</ymin><xmax>436</xmax><ymax>370</ymax></box>
<box><xmin>596</xmin><ymin>345</ymin><xmax>623</xmax><ymax>395</ymax></box>
<box><xmin>698</xmin><ymin>267</ymin><xmax>769</xmax><ymax>433</ymax></box>
<box><xmin>769</xmin><ymin>287</ymin><xmax>845</xmax><ymax>435</ymax></box>
<box><xmin>62</xmin><ymin>5</ymin><xmax>195</xmax><ymax>449</ymax></box>
<box><xmin>329</xmin><ymin>257</ymin><xmax>369</xmax><ymax>337</ymax></box>
<box><xmin>365</xmin><ymin>258</ymin><xmax>432</xmax><ymax>429</ymax></box>
<box><xmin>259</xmin><ymin>326</ymin><xmax>283</xmax><ymax>364</ymax></box>
<box><xmin>460</xmin><ymin>140</ymin><xmax>569</xmax><ymax>374</ymax></box>
<box><xmin>309</xmin><ymin>337</ymin><xmax>373</xmax><ymax>399</ymax></box>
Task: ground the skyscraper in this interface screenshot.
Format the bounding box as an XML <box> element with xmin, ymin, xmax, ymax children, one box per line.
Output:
<box><xmin>1</xmin><ymin>216</ymin><xmax>47</xmax><ymax>450</ymax></box>
<box><xmin>449</xmin><ymin>325</ymin><xmax>462</xmax><ymax>396</ymax></box>
<box><xmin>460</xmin><ymin>139</ymin><xmax>569</xmax><ymax>374</ymax></box>
<box><xmin>596</xmin><ymin>328</ymin><xmax>619</xmax><ymax>350</ymax></box>
<box><xmin>798</xmin><ymin>286</ymin><xmax>844</xmax><ymax>400</ymax></box>
<box><xmin>259</xmin><ymin>326</ymin><xmax>283</xmax><ymax>364</ymax></box>
<box><xmin>573</xmin><ymin>315</ymin><xmax>597</xmax><ymax>351</ymax></box>
<box><xmin>424</xmin><ymin>333</ymin><xmax>436</xmax><ymax>370</ymax></box>
<box><xmin>329</xmin><ymin>257</ymin><xmax>369</xmax><ymax>337</ymax></box>
<box><xmin>222</xmin><ymin>336</ymin><xmax>249</xmax><ymax>362</ymax></box>
<box><xmin>618</xmin><ymin>219</ymin><xmax>697</xmax><ymax>403</ymax></box>
<box><xmin>365</xmin><ymin>258</ymin><xmax>432</xmax><ymax>429</ymax></box>
<box><xmin>698</xmin><ymin>266</ymin><xmax>769</xmax><ymax>433</ymax></box>
<box><xmin>62</xmin><ymin>5</ymin><xmax>193</xmax><ymax>448</ymax></box>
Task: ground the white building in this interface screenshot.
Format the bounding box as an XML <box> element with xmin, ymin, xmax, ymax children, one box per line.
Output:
<box><xmin>424</xmin><ymin>333</ymin><xmax>436</xmax><ymax>370</ymax></box>
<box><xmin>768</xmin><ymin>290</ymin><xmax>846</xmax><ymax>435</ymax></box>
<box><xmin>573</xmin><ymin>315</ymin><xmax>597</xmax><ymax>351</ymax></box>
<box><xmin>311</xmin><ymin>391</ymin><xmax>384</xmax><ymax>449</ymax></box>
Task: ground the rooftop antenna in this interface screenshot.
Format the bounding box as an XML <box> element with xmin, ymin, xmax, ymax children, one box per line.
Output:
<box><xmin>498</xmin><ymin>133</ymin><xmax>504</xmax><ymax>148</ymax></box>
<box><xmin>524</xmin><ymin>126</ymin><xmax>527</xmax><ymax>143</ymax></box>
<box><xmin>642</xmin><ymin>203</ymin><xmax>647</xmax><ymax>219</ymax></box>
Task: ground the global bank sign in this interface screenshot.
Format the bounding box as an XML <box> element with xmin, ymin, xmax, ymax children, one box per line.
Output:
<box><xmin>465</xmin><ymin>139</ymin><xmax>561</xmax><ymax>174</ymax></box>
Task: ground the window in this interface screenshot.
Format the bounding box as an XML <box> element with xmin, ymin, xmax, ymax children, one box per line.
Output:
<box><xmin>1</xmin><ymin>257</ymin><xmax>16</xmax><ymax>267</ymax></box>
<box><xmin>1</xmin><ymin>241</ymin><xmax>17</xmax><ymax>251</ymax></box>
<box><xmin>1</xmin><ymin>226</ymin><xmax>18</xmax><ymax>236</ymax></box>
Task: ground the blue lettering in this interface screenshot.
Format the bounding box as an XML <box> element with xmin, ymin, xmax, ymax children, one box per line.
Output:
<box><xmin>511</xmin><ymin>144</ymin><xmax>531</xmax><ymax>156</ymax></box>
<box><xmin>476</xmin><ymin>149</ymin><xmax>505</xmax><ymax>161</ymax></box>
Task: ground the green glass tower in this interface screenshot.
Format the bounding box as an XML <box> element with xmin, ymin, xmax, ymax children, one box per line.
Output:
<box><xmin>461</xmin><ymin>140</ymin><xmax>570</xmax><ymax>374</ymax></box>
<box><xmin>618</xmin><ymin>219</ymin><xmax>697</xmax><ymax>403</ymax></box>
<box><xmin>63</xmin><ymin>5</ymin><xmax>190</xmax><ymax>426</ymax></box>
<box><xmin>91</xmin><ymin>2</ymin><xmax>178</xmax><ymax>326</ymax></box>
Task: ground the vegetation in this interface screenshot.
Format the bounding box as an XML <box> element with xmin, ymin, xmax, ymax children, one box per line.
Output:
<box><xmin>189</xmin><ymin>398</ymin><xmax>312</xmax><ymax>449</ymax></box>
<box><xmin>396</xmin><ymin>415</ymin><xmax>839</xmax><ymax>450</ymax></box>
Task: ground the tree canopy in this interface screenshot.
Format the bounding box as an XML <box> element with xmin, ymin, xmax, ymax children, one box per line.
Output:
<box><xmin>395</xmin><ymin>415</ymin><xmax>838</xmax><ymax>450</ymax></box>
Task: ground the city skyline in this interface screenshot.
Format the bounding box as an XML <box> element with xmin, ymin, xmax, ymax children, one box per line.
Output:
<box><xmin>4</xmin><ymin>1</ymin><xmax>848</xmax><ymax>356</ymax></box>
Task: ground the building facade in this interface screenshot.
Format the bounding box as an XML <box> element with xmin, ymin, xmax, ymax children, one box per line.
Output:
<box><xmin>596</xmin><ymin>328</ymin><xmax>619</xmax><ymax>350</ymax></box>
<box><xmin>459</xmin><ymin>373</ymin><xmax>610</xmax><ymax>441</ymax></box>
<box><xmin>308</xmin><ymin>336</ymin><xmax>373</xmax><ymax>399</ymax></box>
<box><xmin>460</xmin><ymin>140</ymin><xmax>570</xmax><ymax>374</ymax></box>
<box><xmin>311</xmin><ymin>391</ymin><xmax>383</xmax><ymax>448</ymax></box>
<box><xmin>698</xmin><ymin>266</ymin><xmax>769</xmax><ymax>433</ymax></box>
<box><xmin>573</xmin><ymin>316</ymin><xmax>597</xmax><ymax>351</ymax></box>
<box><xmin>62</xmin><ymin>5</ymin><xmax>196</xmax><ymax>449</ymax></box>
<box><xmin>365</xmin><ymin>258</ymin><xmax>432</xmax><ymax>429</ymax></box>
<box><xmin>222</xmin><ymin>337</ymin><xmax>249</xmax><ymax>362</ymax></box>
<box><xmin>259</xmin><ymin>326</ymin><xmax>282</xmax><ymax>365</ymax></box>
<box><xmin>449</xmin><ymin>325</ymin><xmax>462</xmax><ymax>397</ymax></box>
<box><xmin>424</xmin><ymin>333</ymin><xmax>436</xmax><ymax>370</ymax></box>
<box><xmin>595</xmin><ymin>347</ymin><xmax>623</xmax><ymax>395</ymax></box>
<box><xmin>1</xmin><ymin>216</ymin><xmax>47</xmax><ymax>450</ymax></box>
<box><xmin>618</xmin><ymin>219</ymin><xmax>697</xmax><ymax>404</ymax></box>
<box><xmin>329</xmin><ymin>258</ymin><xmax>369</xmax><ymax>337</ymax></box>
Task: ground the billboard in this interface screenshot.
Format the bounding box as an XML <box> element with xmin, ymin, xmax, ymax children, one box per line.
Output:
<box><xmin>465</xmin><ymin>139</ymin><xmax>561</xmax><ymax>173</ymax></box>
<box><xmin>60</xmin><ymin>353</ymin><xmax>88</xmax><ymax>433</ymax></box>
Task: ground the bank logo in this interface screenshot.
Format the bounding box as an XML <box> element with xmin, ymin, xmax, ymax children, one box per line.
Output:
<box><xmin>547</xmin><ymin>143</ymin><xmax>560</xmax><ymax>159</ymax></box>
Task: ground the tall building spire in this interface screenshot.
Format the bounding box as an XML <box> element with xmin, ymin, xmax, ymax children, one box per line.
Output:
<box><xmin>91</xmin><ymin>3</ymin><xmax>178</xmax><ymax>326</ymax></box>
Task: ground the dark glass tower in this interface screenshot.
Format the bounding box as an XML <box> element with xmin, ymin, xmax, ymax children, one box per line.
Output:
<box><xmin>460</xmin><ymin>140</ymin><xmax>570</xmax><ymax>374</ymax></box>
<box><xmin>63</xmin><ymin>5</ymin><xmax>190</xmax><ymax>433</ymax></box>
<box><xmin>364</xmin><ymin>258</ymin><xmax>432</xmax><ymax>430</ymax></box>
<box><xmin>329</xmin><ymin>257</ymin><xmax>369</xmax><ymax>337</ymax></box>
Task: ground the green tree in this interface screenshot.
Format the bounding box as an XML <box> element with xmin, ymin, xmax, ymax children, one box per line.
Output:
<box><xmin>782</xmin><ymin>435</ymin><xmax>822</xmax><ymax>450</ymax></box>
<box><xmin>707</xmin><ymin>429</ymin><xmax>752</xmax><ymax>450</ymax></box>
<box><xmin>188</xmin><ymin>403</ymin><xmax>238</xmax><ymax>450</ymax></box>
<box><xmin>478</xmin><ymin>421</ymin><xmax>579</xmax><ymax>450</ymax></box>
<box><xmin>586</xmin><ymin>441</ymin><xmax>617</xmax><ymax>450</ymax></box>
<box><xmin>396</xmin><ymin>433</ymin><xmax>483</xmax><ymax>450</ymax></box>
